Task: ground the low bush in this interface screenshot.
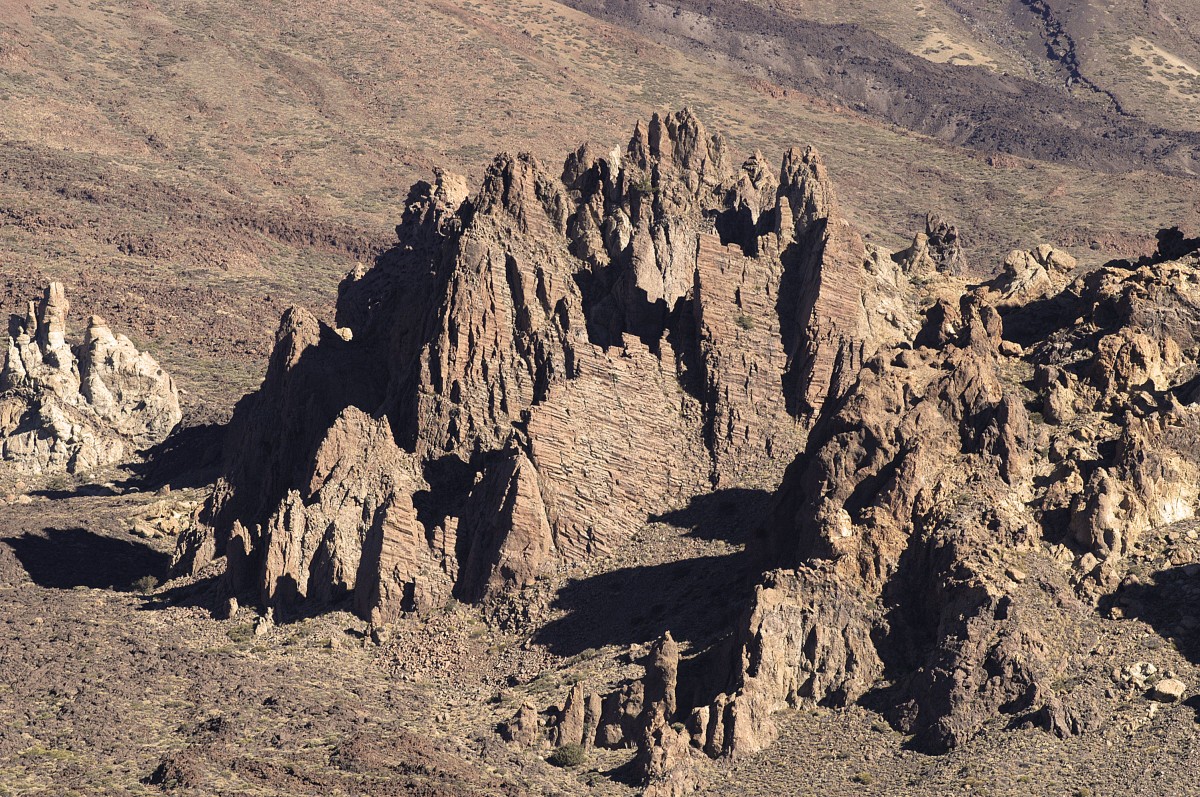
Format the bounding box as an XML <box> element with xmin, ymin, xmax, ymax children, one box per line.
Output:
<box><xmin>547</xmin><ymin>743</ymin><xmax>586</xmax><ymax>768</ymax></box>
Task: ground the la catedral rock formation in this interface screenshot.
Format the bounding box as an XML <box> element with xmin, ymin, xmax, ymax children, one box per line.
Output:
<box><xmin>1</xmin><ymin>283</ymin><xmax>181</xmax><ymax>475</ymax></box>
<box><xmin>179</xmin><ymin>110</ymin><xmax>1200</xmax><ymax>787</ymax></box>
<box><xmin>178</xmin><ymin>108</ymin><xmax>916</xmax><ymax>619</ymax></box>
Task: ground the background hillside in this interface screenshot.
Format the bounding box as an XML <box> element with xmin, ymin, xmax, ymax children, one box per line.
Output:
<box><xmin>2</xmin><ymin>0</ymin><xmax>1198</xmax><ymax>419</ymax></box>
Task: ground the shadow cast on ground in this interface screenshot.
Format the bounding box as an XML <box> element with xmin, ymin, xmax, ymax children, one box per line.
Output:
<box><xmin>533</xmin><ymin>488</ymin><xmax>772</xmax><ymax>657</ymax></box>
<box><xmin>1101</xmin><ymin>563</ymin><xmax>1200</xmax><ymax>724</ymax></box>
<box><xmin>127</xmin><ymin>422</ymin><xmax>226</xmax><ymax>490</ymax></box>
<box><xmin>648</xmin><ymin>487</ymin><xmax>773</xmax><ymax>544</ymax></box>
<box><xmin>5</xmin><ymin>527</ymin><xmax>171</xmax><ymax>591</ymax></box>
<box><xmin>1103</xmin><ymin>564</ymin><xmax>1200</xmax><ymax>665</ymax></box>
<box><xmin>31</xmin><ymin>422</ymin><xmax>226</xmax><ymax>500</ymax></box>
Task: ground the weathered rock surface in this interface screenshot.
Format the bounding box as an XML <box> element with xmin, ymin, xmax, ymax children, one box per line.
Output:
<box><xmin>0</xmin><ymin>283</ymin><xmax>181</xmax><ymax>475</ymax></box>
<box><xmin>687</xmin><ymin>293</ymin><xmax>1050</xmax><ymax>754</ymax></box>
<box><xmin>671</xmin><ymin>239</ymin><xmax>1200</xmax><ymax>758</ymax></box>
<box><xmin>624</xmin><ymin>634</ymin><xmax>701</xmax><ymax>796</ymax></box>
<box><xmin>776</xmin><ymin>147</ymin><xmax>916</xmax><ymax>419</ymax></box>
<box><xmin>984</xmin><ymin>244</ymin><xmax>1077</xmax><ymax>307</ymax></box>
<box><xmin>897</xmin><ymin>214</ymin><xmax>968</xmax><ymax>277</ymax></box>
<box><xmin>500</xmin><ymin>702</ymin><xmax>543</xmax><ymax>748</ymax></box>
<box><xmin>257</xmin><ymin>407</ymin><xmax>439</xmax><ymax>623</ymax></box>
<box><xmin>180</xmin><ymin>110</ymin><xmax>911</xmax><ymax>617</ymax></box>
<box><xmin>173</xmin><ymin>109</ymin><xmax>1200</xmax><ymax>777</ymax></box>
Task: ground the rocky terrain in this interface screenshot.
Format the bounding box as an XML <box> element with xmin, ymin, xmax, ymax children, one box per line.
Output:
<box><xmin>564</xmin><ymin>0</ymin><xmax>1200</xmax><ymax>174</ymax></box>
<box><xmin>2</xmin><ymin>0</ymin><xmax>1199</xmax><ymax>425</ymax></box>
<box><xmin>5</xmin><ymin>1</ymin><xmax>1200</xmax><ymax>795</ymax></box>
<box><xmin>146</xmin><ymin>110</ymin><xmax>1200</xmax><ymax>794</ymax></box>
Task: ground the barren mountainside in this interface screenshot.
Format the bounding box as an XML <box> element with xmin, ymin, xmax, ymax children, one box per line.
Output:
<box><xmin>5</xmin><ymin>1</ymin><xmax>1200</xmax><ymax>794</ymax></box>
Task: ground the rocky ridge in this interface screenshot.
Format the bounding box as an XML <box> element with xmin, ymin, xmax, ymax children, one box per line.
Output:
<box><xmin>602</xmin><ymin>228</ymin><xmax>1200</xmax><ymax>793</ymax></box>
<box><xmin>179</xmin><ymin>109</ymin><xmax>913</xmax><ymax>622</ymax></box>
<box><xmin>0</xmin><ymin>282</ymin><xmax>181</xmax><ymax>476</ymax></box>
<box><xmin>176</xmin><ymin>111</ymin><xmax>1200</xmax><ymax>794</ymax></box>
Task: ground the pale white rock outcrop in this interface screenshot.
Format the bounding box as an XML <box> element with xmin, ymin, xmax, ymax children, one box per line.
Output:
<box><xmin>0</xmin><ymin>283</ymin><xmax>181</xmax><ymax>475</ymax></box>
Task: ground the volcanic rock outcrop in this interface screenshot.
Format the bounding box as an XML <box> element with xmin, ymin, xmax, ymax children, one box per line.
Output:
<box><xmin>180</xmin><ymin>109</ymin><xmax>914</xmax><ymax>618</ymax></box>
<box><xmin>0</xmin><ymin>283</ymin><xmax>181</xmax><ymax>475</ymax></box>
<box><xmin>627</xmin><ymin>238</ymin><xmax>1200</xmax><ymax>775</ymax></box>
<box><xmin>176</xmin><ymin>110</ymin><xmax>1200</xmax><ymax>789</ymax></box>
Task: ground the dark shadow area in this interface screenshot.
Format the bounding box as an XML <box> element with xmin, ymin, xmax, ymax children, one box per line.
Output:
<box><xmin>30</xmin><ymin>482</ymin><xmax>123</xmax><ymax>500</ymax></box>
<box><xmin>714</xmin><ymin>202</ymin><xmax>777</xmax><ymax>258</ymax></box>
<box><xmin>996</xmin><ymin>290</ymin><xmax>1082</xmax><ymax>349</ymax></box>
<box><xmin>534</xmin><ymin>487</ymin><xmax>772</xmax><ymax>710</ymax></box>
<box><xmin>1105</xmin><ymin>227</ymin><xmax>1200</xmax><ymax>271</ymax></box>
<box><xmin>1101</xmin><ymin>564</ymin><xmax>1200</xmax><ymax>667</ymax></box>
<box><xmin>601</xmin><ymin>757</ymin><xmax>643</xmax><ymax>788</ymax></box>
<box><xmin>138</xmin><ymin>574</ymin><xmax>223</xmax><ymax>613</ymax></box>
<box><xmin>412</xmin><ymin>452</ymin><xmax>478</xmax><ymax>539</ymax></box>
<box><xmin>649</xmin><ymin>487</ymin><xmax>771</xmax><ymax>544</ymax></box>
<box><xmin>5</xmin><ymin>527</ymin><xmax>171</xmax><ymax>591</ymax></box>
<box><xmin>664</xmin><ymin>297</ymin><xmax>705</xmax><ymax>404</ymax></box>
<box><xmin>533</xmin><ymin>550</ymin><xmax>754</xmax><ymax>658</ymax></box>
<box><xmin>33</xmin><ymin>422</ymin><xmax>226</xmax><ymax>499</ymax></box>
<box><xmin>1002</xmin><ymin>228</ymin><xmax>1200</xmax><ymax>350</ymax></box>
<box><xmin>27</xmin><ymin>423</ymin><xmax>224</xmax><ymax>500</ymax></box>
<box><xmin>775</xmin><ymin>235</ymin><xmax>807</xmax><ymax>418</ymax></box>
<box><xmin>1184</xmin><ymin>694</ymin><xmax>1200</xmax><ymax>725</ymax></box>
<box><xmin>127</xmin><ymin>422</ymin><xmax>226</xmax><ymax>490</ymax></box>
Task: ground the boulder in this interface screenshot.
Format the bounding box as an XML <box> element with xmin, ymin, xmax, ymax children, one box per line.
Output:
<box><xmin>1150</xmin><ymin>678</ymin><xmax>1186</xmax><ymax>703</ymax></box>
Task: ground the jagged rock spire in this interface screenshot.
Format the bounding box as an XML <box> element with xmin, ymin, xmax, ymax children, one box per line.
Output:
<box><xmin>180</xmin><ymin>109</ymin><xmax>916</xmax><ymax>625</ymax></box>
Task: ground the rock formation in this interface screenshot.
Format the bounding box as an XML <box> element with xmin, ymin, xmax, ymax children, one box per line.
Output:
<box><xmin>174</xmin><ymin>109</ymin><xmax>1200</xmax><ymax>785</ymax></box>
<box><xmin>896</xmin><ymin>213</ymin><xmax>969</xmax><ymax>278</ymax></box>
<box><xmin>983</xmin><ymin>244</ymin><xmax>1077</xmax><ymax>307</ymax></box>
<box><xmin>637</xmin><ymin>238</ymin><xmax>1200</xmax><ymax>767</ymax></box>
<box><xmin>179</xmin><ymin>109</ymin><xmax>913</xmax><ymax>620</ymax></box>
<box><xmin>0</xmin><ymin>283</ymin><xmax>181</xmax><ymax>475</ymax></box>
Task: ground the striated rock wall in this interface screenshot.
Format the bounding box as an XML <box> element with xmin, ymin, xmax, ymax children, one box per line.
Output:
<box><xmin>693</xmin><ymin>233</ymin><xmax>799</xmax><ymax>487</ymax></box>
<box><xmin>526</xmin><ymin>335</ymin><xmax>706</xmax><ymax>565</ymax></box>
<box><xmin>180</xmin><ymin>109</ymin><xmax>909</xmax><ymax>619</ymax></box>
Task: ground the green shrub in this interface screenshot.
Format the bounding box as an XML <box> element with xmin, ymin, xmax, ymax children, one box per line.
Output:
<box><xmin>851</xmin><ymin>771</ymin><xmax>874</xmax><ymax>785</ymax></box>
<box><xmin>632</xmin><ymin>176</ymin><xmax>658</xmax><ymax>195</ymax></box>
<box><xmin>547</xmin><ymin>743</ymin><xmax>586</xmax><ymax>768</ymax></box>
<box><xmin>133</xmin><ymin>575</ymin><xmax>160</xmax><ymax>594</ymax></box>
<box><xmin>226</xmin><ymin>623</ymin><xmax>256</xmax><ymax>644</ymax></box>
<box><xmin>735</xmin><ymin>313</ymin><xmax>754</xmax><ymax>330</ymax></box>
